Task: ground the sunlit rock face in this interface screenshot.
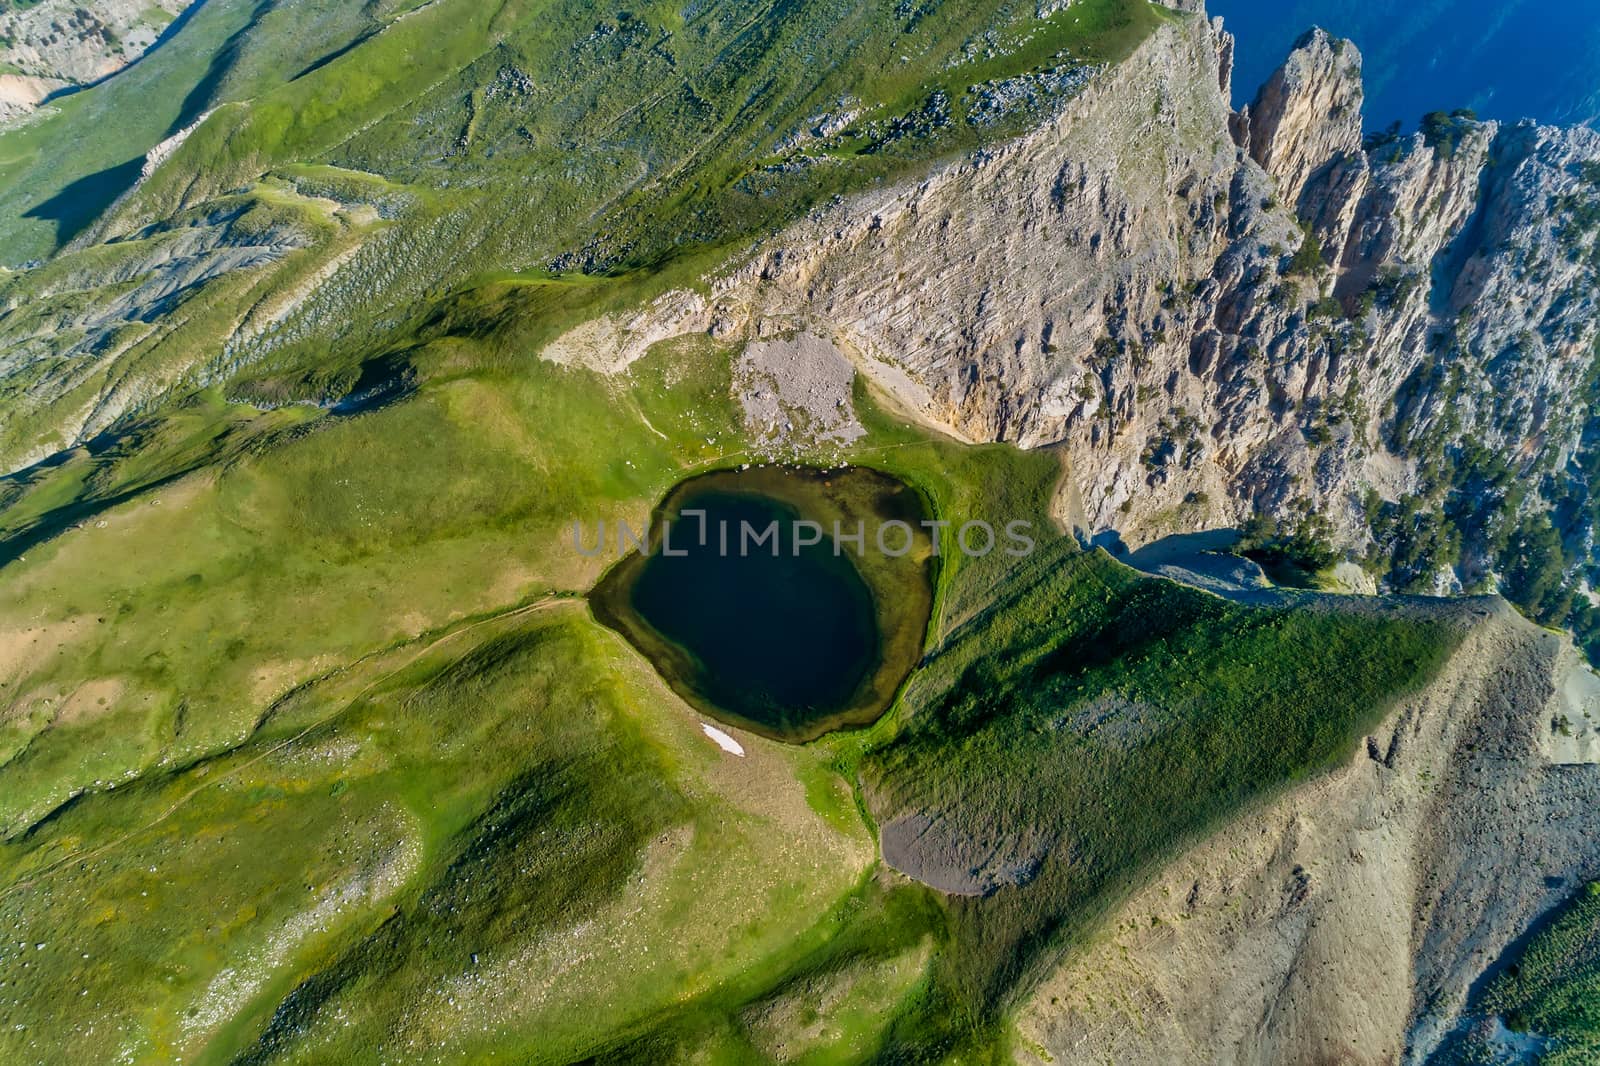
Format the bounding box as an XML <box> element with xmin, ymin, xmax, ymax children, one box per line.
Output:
<box><xmin>588</xmin><ymin>16</ymin><xmax>1599</xmax><ymax>557</ymax></box>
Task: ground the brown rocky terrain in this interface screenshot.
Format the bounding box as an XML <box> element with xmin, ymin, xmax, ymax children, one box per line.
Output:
<box><xmin>1011</xmin><ymin>600</ymin><xmax>1600</xmax><ymax>1065</ymax></box>
<box><xmin>9</xmin><ymin>8</ymin><xmax>1599</xmax><ymax>591</ymax></box>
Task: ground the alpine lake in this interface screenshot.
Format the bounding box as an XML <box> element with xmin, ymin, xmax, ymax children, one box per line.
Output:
<box><xmin>590</xmin><ymin>465</ymin><xmax>938</xmax><ymax>742</ymax></box>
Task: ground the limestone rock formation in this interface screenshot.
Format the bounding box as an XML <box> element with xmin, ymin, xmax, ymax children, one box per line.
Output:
<box><xmin>564</xmin><ymin>15</ymin><xmax>1599</xmax><ymax>568</ymax></box>
<box><xmin>1239</xmin><ymin>27</ymin><xmax>1365</xmax><ymax>209</ymax></box>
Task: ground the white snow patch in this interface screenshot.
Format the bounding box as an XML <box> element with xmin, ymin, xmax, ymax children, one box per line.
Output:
<box><xmin>701</xmin><ymin>722</ymin><xmax>745</xmax><ymax>756</ymax></box>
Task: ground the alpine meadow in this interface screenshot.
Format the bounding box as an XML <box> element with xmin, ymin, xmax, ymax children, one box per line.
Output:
<box><xmin>3</xmin><ymin>1</ymin><xmax>1600</xmax><ymax>1064</ymax></box>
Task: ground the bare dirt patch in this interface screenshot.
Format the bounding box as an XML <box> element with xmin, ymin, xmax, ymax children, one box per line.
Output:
<box><xmin>0</xmin><ymin>615</ymin><xmax>94</xmax><ymax>684</ymax></box>
<box><xmin>53</xmin><ymin>678</ymin><xmax>126</xmax><ymax>726</ymax></box>
<box><xmin>879</xmin><ymin>808</ymin><xmax>1053</xmax><ymax>897</ymax></box>
<box><xmin>540</xmin><ymin>291</ymin><xmax>711</xmax><ymax>374</ymax></box>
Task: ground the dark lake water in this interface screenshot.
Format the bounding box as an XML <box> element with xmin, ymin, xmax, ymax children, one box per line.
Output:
<box><xmin>630</xmin><ymin>489</ymin><xmax>879</xmax><ymax>725</ymax></box>
<box><xmin>591</xmin><ymin>466</ymin><xmax>935</xmax><ymax>742</ymax></box>
<box><xmin>1212</xmin><ymin>0</ymin><xmax>1600</xmax><ymax>129</ymax></box>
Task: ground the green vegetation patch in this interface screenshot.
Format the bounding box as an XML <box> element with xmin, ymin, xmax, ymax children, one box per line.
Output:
<box><xmin>863</xmin><ymin>540</ymin><xmax>1460</xmax><ymax>1021</ymax></box>
<box><xmin>1235</xmin><ymin>503</ymin><xmax>1340</xmax><ymax>587</ymax></box>
<box><xmin>1439</xmin><ymin>882</ymin><xmax>1600</xmax><ymax>1065</ymax></box>
<box><xmin>1</xmin><ymin>604</ymin><xmax>884</xmax><ymax>1065</ymax></box>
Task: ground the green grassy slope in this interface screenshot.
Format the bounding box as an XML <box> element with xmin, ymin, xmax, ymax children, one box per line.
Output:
<box><xmin>126</xmin><ymin>0</ymin><xmax>1163</xmax><ymax>241</ymax></box>
<box><xmin>0</xmin><ymin>0</ymin><xmax>406</xmax><ymax>264</ymax></box>
<box><xmin>0</xmin><ymin>1</ymin><xmax>1477</xmax><ymax>1061</ymax></box>
<box><xmin>863</xmin><ymin>541</ymin><xmax>1459</xmax><ymax>1019</ymax></box>
<box><xmin>0</xmin><ymin>336</ymin><xmax>744</xmax><ymax>835</ymax></box>
<box><xmin>0</xmin><ymin>323</ymin><xmax>1463</xmax><ymax>1063</ymax></box>
<box><xmin>1435</xmin><ymin>882</ymin><xmax>1600</xmax><ymax>1065</ymax></box>
<box><xmin>1</xmin><ymin>603</ymin><xmax>883</xmax><ymax>1064</ymax></box>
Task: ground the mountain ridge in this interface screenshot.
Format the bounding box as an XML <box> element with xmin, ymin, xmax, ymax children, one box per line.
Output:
<box><xmin>532</xmin><ymin>12</ymin><xmax>1600</xmax><ymax>635</ymax></box>
<box><xmin>1</xmin><ymin>3</ymin><xmax>1599</xmax><ymax>1063</ymax></box>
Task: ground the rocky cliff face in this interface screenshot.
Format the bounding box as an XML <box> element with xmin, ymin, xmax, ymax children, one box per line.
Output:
<box><xmin>550</xmin><ymin>17</ymin><xmax>1600</xmax><ymax>569</ymax></box>
<box><xmin>1011</xmin><ymin>599</ymin><xmax>1600</xmax><ymax>1065</ymax></box>
<box><xmin>0</xmin><ymin>187</ymin><xmax>371</xmax><ymax>470</ymax></box>
<box><xmin>1235</xmin><ymin>26</ymin><xmax>1365</xmax><ymax>209</ymax></box>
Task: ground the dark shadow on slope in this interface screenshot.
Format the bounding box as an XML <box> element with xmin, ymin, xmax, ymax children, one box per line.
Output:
<box><xmin>21</xmin><ymin>157</ymin><xmax>144</xmax><ymax>245</ymax></box>
<box><xmin>21</xmin><ymin>0</ymin><xmax>284</xmax><ymax>249</ymax></box>
<box><xmin>73</xmin><ymin>0</ymin><xmax>217</xmax><ymax>94</ymax></box>
<box><xmin>0</xmin><ymin>466</ymin><xmax>200</xmax><ymax>570</ymax></box>
<box><xmin>169</xmin><ymin>0</ymin><xmax>276</xmax><ymax>134</ymax></box>
<box><xmin>0</xmin><ymin>411</ymin><xmax>276</xmax><ymax>570</ymax></box>
<box><xmin>1032</xmin><ymin>579</ymin><xmax>1231</xmax><ymax>683</ymax></box>
<box><xmin>289</xmin><ymin>26</ymin><xmax>381</xmax><ymax>83</ymax></box>
<box><xmin>1125</xmin><ymin>529</ymin><xmax>1289</xmax><ymax>606</ymax></box>
<box><xmin>329</xmin><ymin>350</ymin><xmax>419</xmax><ymax>415</ymax></box>
<box><xmin>1461</xmin><ymin>887</ymin><xmax>1587</xmax><ymax>1018</ymax></box>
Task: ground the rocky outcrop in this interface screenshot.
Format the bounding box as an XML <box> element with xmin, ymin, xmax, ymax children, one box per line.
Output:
<box><xmin>0</xmin><ymin>0</ymin><xmax>196</xmax><ymax>122</ymax></box>
<box><xmin>879</xmin><ymin>808</ymin><xmax>1052</xmax><ymax>897</ymax></box>
<box><xmin>1011</xmin><ymin>601</ymin><xmax>1600</xmax><ymax>1065</ymax></box>
<box><xmin>1238</xmin><ymin>27</ymin><xmax>1365</xmax><ymax>209</ymax></box>
<box><xmin>551</xmin><ymin>16</ymin><xmax>1600</xmax><ymax>562</ymax></box>
<box><xmin>0</xmin><ymin>72</ymin><xmax>67</xmax><ymax>124</ymax></box>
<box><xmin>0</xmin><ymin>192</ymin><xmax>365</xmax><ymax>470</ymax></box>
<box><xmin>553</xmin><ymin>13</ymin><xmax>1251</xmax><ymax>527</ymax></box>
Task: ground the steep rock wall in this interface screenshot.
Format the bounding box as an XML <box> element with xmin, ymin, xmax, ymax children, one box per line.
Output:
<box><xmin>553</xmin><ymin>15</ymin><xmax>1600</xmax><ymax>558</ymax></box>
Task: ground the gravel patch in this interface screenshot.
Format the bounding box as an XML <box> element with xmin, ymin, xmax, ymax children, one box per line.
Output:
<box><xmin>734</xmin><ymin>333</ymin><xmax>866</xmax><ymax>458</ymax></box>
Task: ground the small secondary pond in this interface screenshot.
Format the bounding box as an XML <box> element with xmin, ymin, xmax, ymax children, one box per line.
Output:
<box><xmin>590</xmin><ymin>465</ymin><xmax>936</xmax><ymax>742</ymax></box>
